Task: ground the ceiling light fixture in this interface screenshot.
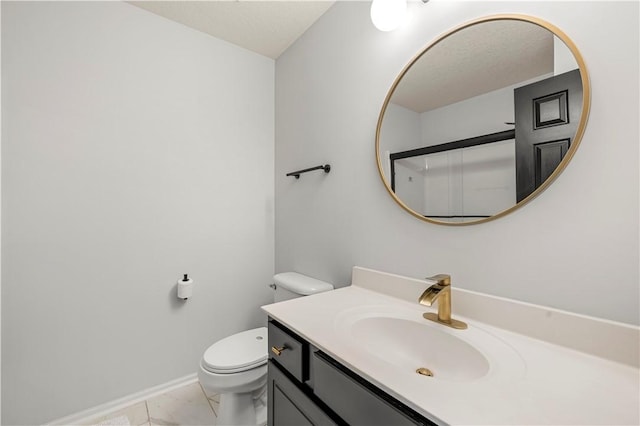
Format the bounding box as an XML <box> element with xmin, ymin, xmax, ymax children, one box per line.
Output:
<box><xmin>370</xmin><ymin>0</ymin><xmax>429</xmax><ymax>32</ymax></box>
<box><xmin>370</xmin><ymin>0</ymin><xmax>407</xmax><ymax>32</ymax></box>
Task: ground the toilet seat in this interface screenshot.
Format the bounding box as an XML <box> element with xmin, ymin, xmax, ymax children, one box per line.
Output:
<box><xmin>202</xmin><ymin>327</ymin><xmax>267</xmax><ymax>374</ymax></box>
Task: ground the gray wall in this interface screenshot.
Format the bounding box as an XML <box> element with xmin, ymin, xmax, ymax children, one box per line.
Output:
<box><xmin>2</xmin><ymin>2</ymin><xmax>274</xmax><ymax>424</ymax></box>
<box><xmin>275</xmin><ymin>1</ymin><xmax>639</xmax><ymax>325</ymax></box>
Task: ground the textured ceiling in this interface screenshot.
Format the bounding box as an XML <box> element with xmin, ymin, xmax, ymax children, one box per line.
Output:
<box><xmin>129</xmin><ymin>0</ymin><xmax>335</xmax><ymax>59</ymax></box>
<box><xmin>391</xmin><ymin>20</ymin><xmax>555</xmax><ymax>113</ymax></box>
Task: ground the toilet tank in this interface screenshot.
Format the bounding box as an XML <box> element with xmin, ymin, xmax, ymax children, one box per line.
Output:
<box><xmin>272</xmin><ymin>272</ymin><xmax>334</xmax><ymax>302</ymax></box>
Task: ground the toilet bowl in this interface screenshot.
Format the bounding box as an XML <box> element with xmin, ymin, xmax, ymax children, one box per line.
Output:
<box><xmin>198</xmin><ymin>272</ymin><xmax>334</xmax><ymax>426</ymax></box>
<box><xmin>198</xmin><ymin>327</ymin><xmax>268</xmax><ymax>426</ymax></box>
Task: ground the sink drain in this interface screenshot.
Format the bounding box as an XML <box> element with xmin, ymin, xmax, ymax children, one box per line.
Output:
<box><xmin>416</xmin><ymin>367</ymin><xmax>434</xmax><ymax>377</ymax></box>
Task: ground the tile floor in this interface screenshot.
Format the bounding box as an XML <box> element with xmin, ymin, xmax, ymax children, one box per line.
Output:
<box><xmin>84</xmin><ymin>382</ymin><xmax>220</xmax><ymax>426</ymax></box>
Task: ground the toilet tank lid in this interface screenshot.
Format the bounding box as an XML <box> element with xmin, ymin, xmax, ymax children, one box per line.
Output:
<box><xmin>273</xmin><ymin>272</ymin><xmax>334</xmax><ymax>295</ymax></box>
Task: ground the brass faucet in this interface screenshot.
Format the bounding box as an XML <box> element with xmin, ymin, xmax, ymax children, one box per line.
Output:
<box><xmin>418</xmin><ymin>274</ymin><xmax>467</xmax><ymax>330</ymax></box>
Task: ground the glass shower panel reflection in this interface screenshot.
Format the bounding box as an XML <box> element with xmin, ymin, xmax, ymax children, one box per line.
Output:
<box><xmin>399</xmin><ymin>139</ymin><xmax>516</xmax><ymax>222</ymax></box>
<box><xmin>461</xmin><ymin>139</ymin><xmax>516</xmax><ymax>219</ymax></box>
<box><xmin>394</xmin><ymin>159</ymin><xmax>425</xmax><ymax>214</ymax></box>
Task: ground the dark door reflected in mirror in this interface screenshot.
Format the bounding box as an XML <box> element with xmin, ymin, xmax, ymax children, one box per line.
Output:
<box><xmin>376</xmin><ymin>15</ymin><xmax>590</xmax><ymax>225</ymax></box>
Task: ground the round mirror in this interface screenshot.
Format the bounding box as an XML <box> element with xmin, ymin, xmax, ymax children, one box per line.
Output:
<box><xmin>376</xmin><ymin>15</ymin><xmax>590</xmax><ymax>225</ymax></box>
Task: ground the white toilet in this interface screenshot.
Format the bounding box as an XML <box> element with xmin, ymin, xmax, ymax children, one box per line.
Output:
<box><xmin>198</xmin><ymin>272</ymin><xmax>334</xmax><ymax>426</ymax></box>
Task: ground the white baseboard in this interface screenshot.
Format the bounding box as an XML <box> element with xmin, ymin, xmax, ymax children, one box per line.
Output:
<box><xmin>46</xmin><ymin>373</ymin><xmax>198</xmax><ymax>426</ymax></box>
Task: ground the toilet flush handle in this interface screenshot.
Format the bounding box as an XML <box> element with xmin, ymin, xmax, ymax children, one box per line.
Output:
<box><xmin>271</xmin><ymin>345</ymin><xmax>288</xmax><ymax>356</ymax></box>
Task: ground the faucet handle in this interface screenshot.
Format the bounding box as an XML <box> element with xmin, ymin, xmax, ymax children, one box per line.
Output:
<box><xmin>426</xmin><ymin>274</ymin><xmax>451</xmax><ymax>286</ymax></box>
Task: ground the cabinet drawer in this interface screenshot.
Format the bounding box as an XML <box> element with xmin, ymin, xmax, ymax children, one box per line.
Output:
<box><xmin>268</xmin><ymin>361</ymin><xmax>338</xmax><ymax>426</ymax></box>
<box><xmin>313</xmin><ymin>351</ymin><xmax>434</xmax><ymax>426</ymax></box>
<box><xmin>268</xmin><ymin>321</ymin><xmax>306</xmax><ymax>382</ymax></box>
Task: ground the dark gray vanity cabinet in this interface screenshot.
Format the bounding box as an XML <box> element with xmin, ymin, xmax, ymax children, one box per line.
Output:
<box><xmin>268</xmin><ymin>358</ymin><xmax>338</xmax><ymax>426</ymax></box>
<box><xmin>267</xmin><ymin>319</ymin><xmax>437</xmax><ymax>426</ymax></box>
<box><xmin>267</xmin><ymin>320</ymin><xmax>342</xmax><ymax>426</ymax></box>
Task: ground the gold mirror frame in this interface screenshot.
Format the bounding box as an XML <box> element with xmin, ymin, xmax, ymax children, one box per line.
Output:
<box><xmin>375</xmin><ymin>14</ymin><xmax>591</xmax><ymax>226</ymax></box>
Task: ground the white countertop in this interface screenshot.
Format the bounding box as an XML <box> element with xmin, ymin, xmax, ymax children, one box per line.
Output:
<box><xmin>262</xmin><ymin>271</ymin><xmax>640</xmax><ymax>425</ymax></box>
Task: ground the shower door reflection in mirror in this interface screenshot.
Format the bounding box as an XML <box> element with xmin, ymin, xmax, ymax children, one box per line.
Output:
<box><xmin>391</xmin><ymin>134</ymin><xmax>516</xmax><ymax>222</ymax></box>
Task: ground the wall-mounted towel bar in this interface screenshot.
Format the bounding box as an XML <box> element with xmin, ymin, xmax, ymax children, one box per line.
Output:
<box><xmin>286</xmin><ymin>164</ymin><xmax>331</xmax><ymax>179</ymax></box>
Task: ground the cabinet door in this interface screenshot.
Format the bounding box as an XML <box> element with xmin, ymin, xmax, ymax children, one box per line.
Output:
<box><xmin>313</xmin><ymin>352</ymin><xmax>435</xmax><ymax>426</ymax></box>
<box><xmin>268</xmin><ymin>360</ymin><xmax>338</xmax><ymax>426</ymax></box>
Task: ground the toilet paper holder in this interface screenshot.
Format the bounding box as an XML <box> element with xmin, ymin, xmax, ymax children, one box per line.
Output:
<box><xmin>177</xmin><ymin>274</ymin><xmax>194</xmax><ymax>300</ymax></box>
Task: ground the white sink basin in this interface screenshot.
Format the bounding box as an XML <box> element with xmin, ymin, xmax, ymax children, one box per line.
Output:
<box><xmin>349</xmin><ymin>316</ymin><xmax>489</xmax><ymax>381</ymax></box>
<box><xmin>335</xmin><ymin>305</ymin><xmax>525</xmax><ymax>383</ymax></box>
